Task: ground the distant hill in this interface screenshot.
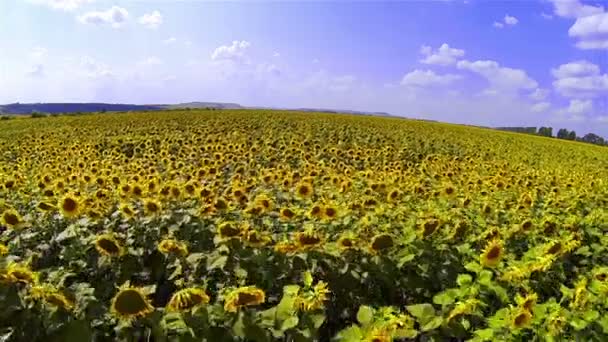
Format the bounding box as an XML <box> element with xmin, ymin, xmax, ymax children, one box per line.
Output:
<box><xmin>165</xmin><ymin>102</ymin><xmax>243</xmax><ymax>110</ymax></box>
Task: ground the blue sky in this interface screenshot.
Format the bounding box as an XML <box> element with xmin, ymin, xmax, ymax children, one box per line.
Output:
<box><xmin>1</xmin><ymin>0</ymin><xmax>608</xmax><ymax>136</ymax></box>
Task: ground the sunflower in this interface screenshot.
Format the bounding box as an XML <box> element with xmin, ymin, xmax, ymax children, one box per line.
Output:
<box><xmin>308</xmin><ymin>204</ymin><xmax>323</xmax><ymax>219</ymax></box>
<box><xmin>296</xmin><ymin>281</ymin><xmax>331</xmax><ymax>312</ymax></box>
<box><xmin>280</xmin><ymin>208</ymin><xmax>296</xmax><ymax>221</ymax></box>
<box><xmin>59</xmin><ymin>194</ymin><xmax>80</xmax><ymax>218</ymax></box>
<box><xmin>295</xmin><ymin>182</ymin><xmax>314</xmax><ymax>199</ymax></box>
<box><xmin>0</xmin><ymin>243</ymin><xmax>8</xmax><ymax>256</ymax></box>
<box><xmin>480</xmin><ymin>239</ymin><xmax>504</xmax><ymax>268</ymax></box>
<box><xmin>418</xmin><ymin>219</ymin><xmax>439</xmax><ymax>239</ymax></box>
<box><xmin>119</xmin><ymin>204</ymin><xmax>136</xmax><ymax>219</ymax></box>
<box><xmin>337</xmin><ymin>235</ymin><xmax>358</xmax><ymax>251</ymax></box>
<box><xmin>243</xmin><ymin>230</ymin><xmax>272</xmax><ymax>248</ymax></box>
<box><xmin>516</xmin><ymin>292</ymin><xmax>537</xmax><ymax>312</ymax></box>
<box><xmin>37</xmin><ymin>201</ymin><xmax>56</xmax><ymax>212</ymax></box>
<box><xmin>363</xmin><ymin>328</ymin><xmax>391</xmax><ymax>342</ymax></box>
<box><xmin>29</xmin><ymin>284</ymin><xmax>74</xmax><ymax>311</ymax></box>
<box><xmin>143</xmin><ymin>199</ymin><xmax>162</xmax><ymax>217</ymax></box>
<box><xmin>224</xmin><ymin>286</ymin><xmax>266</xmax><ymax>313</ymax></box>
<box><xmin>295</xmin><ymin>231</ymin><xmax>323</xmax><ymax>250</ymax></box>
<box><xmin>322</xmin><ymin>205</ymin><xmax>338</xmax><ymax>220</ymax></box>
<box><xmin>369</xmin><ymin>234</ymin><xmax>394</xmax><ymax>254</ymax></box>
<box><xmin>510</xmin><ymin>308</ymin><xmax>532</xmax><ymax>330</ymax></box>
<box><xmin>2</xmin><ymin>262</ymin><xmax>38</xmax><ymax>285</ymax></box>
<box><xmin>274</xmin><ymin>240</ymin><xmax>299</xmax><ymax>255</ymax></box>
<box><xmin>94</xmin><ymin>234</ymin><xmax>124</xmax><ymax>257</ymax></box>
<box><xmin>110</xmin><ymin>284</ymin><xmax>154</xmax><ymax>323</ymax></box>
<box><xmin>166</xmin><ymin>288</ymin><xmax>210</xmax><ymax>312</ymax></box>
<box><xmin>217</xmin><ymin>222</ymin><xmax>241</xmax><ymax>239</ymax></box>
<box><xmin>386</xmin><ymin>189</ymin><xmax>401</xmax><ymax>202</ymax></box>
<box><xmin>158</xmin><ymin>238</ymin><xmax>188</xmax><ymax>256</ymax></box>
<box><xmin>1</xmin><ymin>209</ymin><xmax>23</xmax><ymax>228</ymax></box>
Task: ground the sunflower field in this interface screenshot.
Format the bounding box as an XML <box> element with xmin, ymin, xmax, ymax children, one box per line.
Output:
<box><xmin>0</xmin><ymin>110</ymin><xmax>607</xmax><ymax>341</ymax></box>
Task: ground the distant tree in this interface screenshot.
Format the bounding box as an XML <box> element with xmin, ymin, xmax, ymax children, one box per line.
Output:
<box><xmin>538</xmin><ymin>127</ymin><xmax>553</xmax><ymax>137</ymax></box>
<box><xmin>31</xmin><ymin>110</ymin><xmax>47</xmax><ymax>118</ymax></box>
<box><xmin>557</xmin><ymin>128</ymin><xmax>569</xmax><ymax>139</ymax></box>
<box><xmin>567</xmin><ymin>130</ymin><xmax>577</xmax><ymax>140</ymax></box>
<box><xmin>582</xmin><ymin>133</ymin><xmax>605</xmax><ymax>146</ymax></box>
<box><xmin>101</xmin><ymin>108</ymin><xmax>107</xmax><ymax>113</ymax></box>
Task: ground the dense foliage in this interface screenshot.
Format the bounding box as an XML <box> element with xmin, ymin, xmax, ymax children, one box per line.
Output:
<box><xmin>0</xmin><ymin>110</ymin><xmax>607</xmax><ymax>341</ymax></box>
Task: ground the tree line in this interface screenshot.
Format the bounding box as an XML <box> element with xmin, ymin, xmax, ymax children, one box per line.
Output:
<box><xmin>496</xmin><ymin>127</ymin><xmax>607</xmax><ymax>147</ymax></box>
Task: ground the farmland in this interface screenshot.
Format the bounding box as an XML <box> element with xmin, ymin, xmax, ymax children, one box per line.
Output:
<box><xmin>0</xmin><ymin>110</ymin><xmax>607</xmax><ymax>341</ymax></box>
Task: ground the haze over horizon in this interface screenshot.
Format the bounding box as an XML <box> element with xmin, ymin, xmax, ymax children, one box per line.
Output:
<box><xmin>2</xmin><ymin>0</ymin><xmax>608</xmax><ymax>136</ymax></box>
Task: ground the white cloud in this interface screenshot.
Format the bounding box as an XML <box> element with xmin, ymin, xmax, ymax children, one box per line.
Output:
<box><xmin>211</xmin><ymin>40</ymin><xmax>251</xmax><ymax>61</ymax></box>
<box><xmin>30</xmin><ymin>47</ymin><xmax>48</xmax><ymax>60</ymax></box>
<box><xmin>549</xmin><ymin>0</ymin><xmax>604</xmax><ymax>19</ymax></box>
<box><xmin>493</xmin><ymin>21</ymin><xmax>504</xmax><ymax>28</ymax></box>
<box><xmin>530</xmin><ymin>88</ymin><xmax>549</xmax><ymax>101</ymax></box>
<box><xmin>568</xmin><ymin>12</ymin><xmax>608</xmax><ymax>49</ymax></box>
<box><xmin>551</xmin><ymin>60</ymin><xmax>600</xmax><ymax>78</ymax></box>
<box><xmin>273</xmin><ymin>52</ymin><xmax>281</xmax><ymax>57</ymax></box>
<box><xmin>77</xmin><ymin>6</ymin><xmax>128</xmax><ymax>28</ymax></box>
<box><xmin>531</xmin><ymin>102</ymin><xmax>551</xmax><ymax>112</ymax></box>
<box><xmin>26</xmin><ymin>64</ymin><xmax>45</xmax><ymax>78</ymax></box>
<box><xmin>552</xmin><ymin>61</ymin><xmax>608</xmax><ymax>98</ymax></box>
<box><xmin>400</xmin><ymin>69</ymin><xmax>462</xmax><ymax>87</ymax></box>
<box><xmin>27</xmin><ymin>0</ymin><xmax>93</xmax><ymax>11</ymax></box>
<box><xmin>163</xmin><ymin>37</ymin><xmax>177</xmax><ymax>44</ymax></box>
<box><xmin>504</xmin><ymin>15</ymin><xmax>519</xmax><ymax>25</ymax></box>
<box><xmin>419</xmin><ymin>43</ymin><xmax>465</xmax><ymax>66</ymax></box>
<box><xmin>541</xmin><ymin>12</ymin><xmax>554</xmax><ymax>19</ymax></box>
<box><xmin>138</xmin><ymin>57</ymin><xmax>162</xmax><ymax>67</ymax></box>
<box><xmin>312</xmin><ymin>58</ymin><xmax>320</xmax><ymax>64</ymax></box>
<box><xmin>566</xmin><ymin>99</ymin><xmax>593</xmax><ymax>114</ymax></box>
<box><xmin>596</xmin><ymin>115</ymin><xmax>608</xmax><ymax>123</ymax></box>
<box><xmin>138</xmin><ymin>10</ymin><xmax>162</xmax><ymax>29</ymax></box>
<box><xmin>78</xmin><ymin>56</ymin><xmax>112</xmax><ymax>78</ymax></box>
<box><xmin>457</xmin><ymin>59</ymin><xmax>538</xmax><ymax>92</ymax></box>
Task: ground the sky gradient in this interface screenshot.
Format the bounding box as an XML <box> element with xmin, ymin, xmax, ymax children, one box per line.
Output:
<box><xmin>1</xmin><ymin>0</ymin><xmax>608</xmax><ymax>136</ymax></box>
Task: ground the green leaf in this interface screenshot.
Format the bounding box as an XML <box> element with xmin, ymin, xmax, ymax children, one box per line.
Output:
<box><xmin>356</xmin><ymin>305</ymin><xmax>374</xmax><ymax>325</ymax></box>
<box><xmin>276</xmin><ymin>286</ymin><xmax>300</xmax><ymax>321</ymax></box>
<box><xmin>598</xmin><ymin>316</ymin><xmax>608</xmax><ymax>333</ymax></box>
<box><xmin>583</xmin><ymin>310</ymin><xmax>600</xmax><ymax>322</ymax></box>
<box><xmin>303</xmin><ymin>271</ymin><xmax>313</xmax><ymax>287</ymax></box>
<box><xmin>570</xmin><ymin>316</ymin><xmax>589</xmax><ymax>331</ymax></box>
<box><xmin>433</xmin><ymin>289</ymin><xmax>457</xmax><ymax>306</ymax></box>
<box><xmin>309</xmin><ymin>313</ymin><xmax>326</xmax><ymax>329</ymax></box>
<box><xmin>206</xmin><ymin>255</ymin><xmax>228</xmax><ymax>271</ymax></box>
<box><xmin>478</xmin><ymin>270</ymin><xmax>493</xmax><ymax>285</ymax></box>
<box><xmin>473</xmin><ymin>328</ymin><xmax>494</xmax><ymax>341</ymax></box>
<box><xmin>406</xmin><ymin>303</ymin><xmax>436</xmax><ymax>325</ymax></box>
<box><xmin>394</xmin><ymin>328</ymin><xmax>418</xmax><ymax>339</ymax></box>
<box><xmin>457</xmin><ymin>274</ymin><xmax>473</xmax><ymax>287</ymax></box>
<box><xmin>421</xmin><ymin>316</ymin><xmax>443</xmax><ymax>332</ymax></box>
<box><xmin>336</xmin><ymin>326</ymin><xmax>363</xmax><ymax>342</ymax></box>
<box><xmin>465</xmin><ymin>262</ymin><xmax>483</xmax><ymax>274</ymax></box>
<box><xmin>281</xmin><ymin>316</ymin><xmax>300</xmax><ymax>331</ymax></box>
<box><xmin>54</xmin><ymin>320</ymin><xmax>92</xmax><ymax>341</ymax></box>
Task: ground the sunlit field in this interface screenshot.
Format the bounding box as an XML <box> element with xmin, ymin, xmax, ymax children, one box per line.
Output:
<box><xmin>0</xmin><ymin>110</ymin><xmax>607</xmax><ymax>341</ymax></box>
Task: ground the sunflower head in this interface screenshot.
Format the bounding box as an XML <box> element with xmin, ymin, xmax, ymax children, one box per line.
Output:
<box><xmin>158</xmin><ymin>239</ymin><xmax>188</xmax><ymax>256</ymax></box>
<box><xmin>94</xmin><ymin>234</ymin><xmax>123</xmax><ymax>257</ymax></box>
<box><xmin>295</xmin><ymin>231</ymin><xmax>323</xmax><ymax>250</ymax></box>
<box><xmin>274</xmin><ymin>240</ymin><xmax>299</xmax><ymax>255</ymax></box>
<box><xmin>1</xmin><ymin>209</ymin><xmax>23</xmax><ymax>228</ymax></box>
<box><xmin>280</xmin><ymin>207</ymin><xmax>296</xmax><ymax>221</ymax></box>
<box><xmin>322</xmin><ymin>206</ymin><xmax>338</xmax><ymax>220</ymax></box>
<box><xmin>370</xmin><ymin>234</ymin><xmax>394</xmax><ymax>254</ymax></box>
<box><xmin>224</xmin><ymin>286</ymin><xmax>265</xmax><ymax>313</ymax></box>
<box><xmin>244</xmin><ymin>230</ymin><xmax>272</xmax><ymax>248</ymax></box>
<box><xmin>418</xmin><ymin>219</ymin><xmax>439</xmax><ymax>239</ymax></box>
<box><xmin>0</xmin><ymin>243</ymin><xmax>8</xmax><ymax>256</ymax></box>
<box><xmin>166</xmin><ymin>288</ymin><xmax>210</xmax><ymax>312</ymax></box>
<box><xmin>143</xmin><ymin>199</ymin><xmax>162</xmax><ymax>216</ymax></box>
<box><xmin>29</xmin><ymin>284</ymin><xmax>74</xmax><ymax>311</ymax></box>
<box><xmin>516</xmin><ymin>292</ymin><xmax>538</xmax><ymax>312</ymax></box>
<box><xmin>295</xmin><ymin>182</ymin><xmax>314</xmax><ymax>198</ymax></box>
<box><xmin>480</xmin><ymin>239</ymin><xmax>504</xmax><ymax>268</ymax></box>
<box><xmin>337</xmin><ymin>235</ymin><xmax>358</xmax><ymax>251</ymax></box>
<box><xmin>60</xmin><ymin>194</ymin><xmax>80</xmax><ymax>218</ymax></box>
<box><xmin>110</xmin><ymin>284</ymin><xmax>154</xmax><ymax>323</ymax></box>
<box><xmin>510</xmin><ymin>309</ymin><xmax>532</xmax><ymax>330</ymax></box>
<box><xmin>217</xmin><ymin>222</ymin><xmax>241</xmax><ymax>239</ymax></box>
<box><xmin>2</xmin><ymin>262</ymin><xmax>38</xmax><ymax>286</ymax></box>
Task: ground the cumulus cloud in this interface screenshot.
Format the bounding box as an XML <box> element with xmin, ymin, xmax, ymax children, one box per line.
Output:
<box><xmin>26</xmin><ymin>64</ymin><xmax>45</xmax><ymax>78</ymax></box>
<box><xmin>78</xmin><ymin>56</ymin><xmax>112</xmax><ymax>78</ymax></box>
<box><xmin>419</xmin><ymin>43</ymin><xmax>465</xmax><ymax>66</ymax></box>
<box><xmin>531</xmin><ymin>102</ymin><xmax>551</xmax><ymax>112</ymax></box>
<box><xmin>30</xmin><ymin>47</ymin><xmax>48</xmax><ymax>61</ymax></box>
<box><xmin>530</xmin><ymin>88</ymin><xmax>549</xmax><ymax>101</ymax></box>
<box><xmin>541</xmin><ymin>12</ymin><xmax>554</xmax><ymax>19</ymax></box>
<box><xmin>551</xmin><ymin>60</ymin><xmax>600</xmax><ymax>78</ymax></box>
<box><xmin>552</xmin><ymin>60</ymin><xmax>608</xmax><ymax>98</ymax></box>
<box><xmin>494</xmin><ymin>14</ymin><xmax>518</xmax><ymax>28</ymax></box>
<box><xmin>163</xmin><ymin>37</ymin><xmax>177</xmax><ymax>44</ymax></box>
<box><xmin>456</xmin><ymin>59</ymin><xmax>538</xmax><ymax>92</ymax></box>
<box><xmin>211</xmin><ymin>40</ymin><xmax>251</xmax><ymax>61</ymax></box>
<box><xmin>400</xmin><ymin>69</ymin><xmax>462</xmax><ymax>87</ymax></box>
<box><xmin>138</xmin><ymin>57</ymin><xmax>162</xmax><ymax>67</ymax></box>
<box><xmin>504</xmin><ymin>15</ymin><xmax>519</xmax><ymax>25</ymax></box>
<box><xmin>567</xmin><ymin>99</ymin><xmax>593</xmax><ymax>114</ymax></box>
<box><xmin>138</xmin><ymin>10</ymin><xmax>163</xmax><ymax>29</ymax></box>
<box><xmin>549</xmin><ymin>0</ymin><xmax>604</xmax><ymax>19</ymax></box>
<box><xmin>568</xmin><ymin>12</ymin><xmax>608</xmax><ymax>49</ymax></box>
<box><xmin>27</xmin><ymin>0</ymin><xmax>93</xmax><ymax>11</ymax></box>
<box><xmin>77</xmin><ymin>6</ymin><xmax>128</xmax><ymax>28</ymax></box>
